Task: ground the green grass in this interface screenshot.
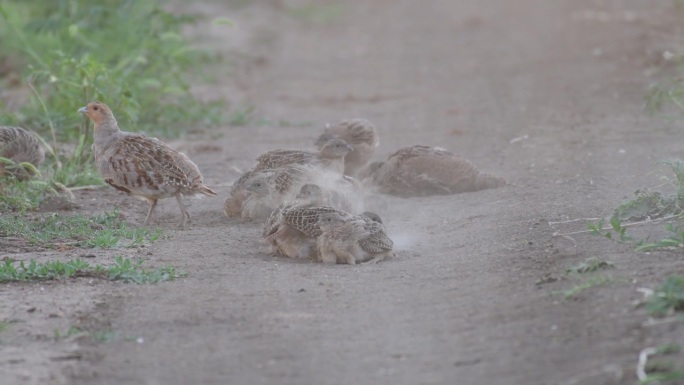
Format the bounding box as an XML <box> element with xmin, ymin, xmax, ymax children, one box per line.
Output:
<box><xmin>0</xmin><ymin>209</ymin><xmax>162</xmax><ymax>248</ymax></box>
<box><xmin>91</xmin><ymin>329</ymin><xmax>117</xmax><ymax>343</ymax></box>
<box><xmin>587</xmin><ymin>159</ymin><xmax>684</xmax><ymax>252</ymax></box>
<box><xmin>53</xmin><ymin>326</ymin><xmax>118</xmax><ymax>343</ymax></box>
<box><xmin>566</xmin><ymin>257</ymin><xmax>615</xmax><ymax>275</ymax></box>
<box><xmin>0</xmin><ymin>0</ymin><xmax>226</xmax><ymax>210</ymax></box>
<box><xmin>0</xmin><ymin>176</ymin><xmax>57</xmax><ymax>211</ymax></box>
<box><xmin>636</xmin><ymin>223</ymin><xmax>684</xmax><ymax>252</ymax></box>
<box><xmin>560</xmin><ymin>275</ymin><xmax>613</xmax><ymax>300</ymax></box>
<box><xmin>0</xmin><ymin>0</ymin><xmax>223</xmax><ymax>139</ymax></box>
<box><xmin>0</xmin><ymin>256</ymin><xmax>184</xmax><ymax>284</ymax></box>
<box><xmin>638</xmin><ymin>343</ymin><xmax>684</xmax><ymax>385</ymax></box>
<box><xmin>646</xmin><ymin>275</ymin><xmax>684</xmax><ymax>316</ymax></box>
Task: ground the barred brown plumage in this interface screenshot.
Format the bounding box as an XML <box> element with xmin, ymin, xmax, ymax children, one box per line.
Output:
<box><xmin>0</xmin><ymin>126</ymin><xmax>45</xmax><ymax>180</ymax></box>
<box><xmin>79</xmin><ymin>101</ymin><xmax>216</xmax><ymax>227</ymax></box>
<box><xmin>359</xmin><ymin>145</ymin><xmax>506</xmax><ymax>197</ymax></box>
<box><xmin>315</xmin><ymin>118</ymin><xmax>379</xmax><ymax>177</ymax></box>
<box><xmin>316</xmin><ymin>212</ymin><xmax>372</xmax><ymax>265</ymax></box>
<box><xmin>252</xmin><ymin>138</ymin><xmax>352</xmax><ymax>175</ymax></box>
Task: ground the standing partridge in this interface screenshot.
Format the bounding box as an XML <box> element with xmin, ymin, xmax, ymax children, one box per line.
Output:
<box><xmin>315</xmin><ymin>119</ymin><xmax>379</xmax><ymax>177</ymax></box>
<box><xmin>79</xmin><ymin>102</ymin><xmax>216</xmax><ymax>227</ymax></box>
<box><xmin>360</xmin><ymin>145</ymin><xmax>506</xmax><ymax>197</ymax></box>
<box><xmin>0</xmin><ymin>126</ymin><xmax>45</xmax><ymax>180</ymax></box>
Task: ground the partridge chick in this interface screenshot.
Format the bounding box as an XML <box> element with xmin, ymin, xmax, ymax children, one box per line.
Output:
<box><xmin>361</xmin><ymin>145</ymin><xmax>506</xmax><ymax>197</ymax></box>
<box><xmin>252</xmin><ymin>138</ymin><xmax>352</xmax><ymax>174</ymax></box>
<box><xmin>0</xmin><ymin>126</ymin><xmax>45</xmax><ymax>180</ymax></box>
<box><xmin>264</xmin><ymin>205</ymin><xmax>352</xmax><ymax>260</ymax></box>
<box><xmin>263</xmin><ymin>184</ymin><xmax>327</xmax><ymax>242</ymax></box>
<box><xmin>224</xmin><ymin>169</ymin><xmax>274</xmax><ymax>218</ymax></box>
<box><xmin>315</xmin><ymin>119</ymin><xmax>378</xmax><ymax>176</ymax></box>
<box><xmin>357</xmin><ymin>212</ymin><xmax>395</xmax><ymax>263</ymax></box>
<box><xmin>241</xmin><ymin>173</ymin><xmax>279</xmax><ymax>221</ymax></box>
<box><xmin>79</xmin><ymin>102</ymin><xmax>216</xmax><ymax>227</ymax></box>
<box><xmin>270</xmin><ymin>164</ymin><xmax>364</xmax><ymax>213</ymax></box>
<box><xmin>316</xmin><ymin>212</ymin><xmax>372</xmax><ymax>265</ymax></box>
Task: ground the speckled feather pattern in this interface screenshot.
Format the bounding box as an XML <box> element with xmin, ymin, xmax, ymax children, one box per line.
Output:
<box><xmin>281</xmin><ymin>206</ymin><xmax>351</xmax><ymax>238</ymax></box>
<box><xmin>371</xmin><ymin>145</ymin><xmax>506</xmax><ymax>197</ymax></box>
<box><xmin>358</xmin><ymin>219</ymin><xmax>393</xmax><ymax>253</ymax></box>
<box><xmin>315</xmin><ymin>119</ymin><xmax>378</xmax><ymax>176</ymax></box>
<box><xmin>317</xmin><ymin>219</ymin><xmax>371</xmax><ymax>264</ymax></box>
<box><xmin>252</xmin><ymin>139</ymin><xmax>351</xmax><ymax>175</ymax></box>
<box><xmin>95</xmin><ymin>133</ymin><xmax>207</xmax><ymax>198</ymax></box>
<box><xmin>0</xmin><ymin>126</ymin><xmax>45</xmax><ymax>166</ymax></box>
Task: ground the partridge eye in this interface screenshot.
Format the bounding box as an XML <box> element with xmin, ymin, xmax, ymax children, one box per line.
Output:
<box><xmin>93</xmin><ymin>106</ymin><xmax>99</xmax><ymax>111</ymax></box>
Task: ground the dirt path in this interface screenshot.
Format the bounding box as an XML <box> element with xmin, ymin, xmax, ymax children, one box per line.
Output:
<box><xmin>4</xmin><ymin>1</ymin><xmax>684</xmax><ymax>384</ymax></box>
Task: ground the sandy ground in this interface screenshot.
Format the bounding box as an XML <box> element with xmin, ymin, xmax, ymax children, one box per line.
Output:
<box><xmin>2</xmin><ymin>0</ymin><xmax>684</xmax><ymax>384</ymax></box>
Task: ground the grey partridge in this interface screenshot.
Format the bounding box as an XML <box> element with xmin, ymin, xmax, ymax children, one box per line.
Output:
<box><xmin>360</xmin><ymin>145</ymin><xmax>506</xmax><ymax>197</ymax></box>
<box><xmin>0</xmin><ymin>126</ymin><xmax>45</xmax><ymax>180</ymax></box>
<box><xmin>79</xmin><ymin>102</ymin><xmax>216</xmax><ymax>227</ymax></box>
<box><xmin>315</xmin><ymin>118</ymin><xmax>379</xmax><ymax>177</ymax></box>
<box><xmin>264</xmin><ymin>205</ymin><xmax>352</xmax><ymax>260</ymax></box>
<box><xmin>252</xmin><ymin>138</ymin><xmax>352</xmax><ymax>175</ymax></box>
<box><xmin>356</xmin><ymin>212</ymin><xmax>395</xmax><ymax>263</ymax></box>
<box><xmin>241</xmin><ymin>173</ymin><xmax>280</xmax><ymax>221</ymax></box>
<box><xmin>316</xmin><ymin>212</ymin><xmax>372</xmax><ymax>265</ymax></box>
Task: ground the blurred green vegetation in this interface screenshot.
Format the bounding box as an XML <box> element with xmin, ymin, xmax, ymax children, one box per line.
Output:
<box><xmin>0</xmin><ymin>0</ymin><xmax>224</xmax><ymax>209</ymax></box>
<box><xmin>0</xmin><ymin>0</ymin><xmax>223</xmax><ymax>138</ymax></box>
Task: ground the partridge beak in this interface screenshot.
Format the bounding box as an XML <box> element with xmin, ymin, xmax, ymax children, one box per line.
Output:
<box><xmin>78</xmin><ymin>106</ymin><xmax>87</xmax><ymax>114</ymax></box>
<box><xmin>347</xmin><ymin>144</ymin><xmax>354</xmax><ymax>152</ymax></box>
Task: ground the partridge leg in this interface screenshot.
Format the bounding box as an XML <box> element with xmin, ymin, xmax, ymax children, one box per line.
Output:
<box><xmin>144</xmin><ymin>198</ymin><xmax>158</xmax><ymax>225</ymax></box>
<box><xmin>175</xmin><ymin>193</ymin><xmax>190</xmax><ymax>228</ymax></box>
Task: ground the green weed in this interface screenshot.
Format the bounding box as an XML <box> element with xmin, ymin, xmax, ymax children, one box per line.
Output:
<box><xmin>566</xmin><ymin>257</ymin><xmax>615</xmax><ymax>275</ymax></box>
<box><xmin>91</xmin><ymin>329</ymin><xmax>117</xmax><ymax>343</ymax></box>
<box><xmin>0</xmin><ymin>0</ymin><xmax>226</xmax><ymax>209</ymax></box>
<box><xmin>636</xmin><ymin>223</ymin><xmax>684</xmax><ymax>251</ymax></box>
<box><xmin>0</xmin><ymin>176</ymin><xmax>57</xmax><ymax>211</ymax></box>
<box><xmin>54</xmin><ymin>326</ymin><xmax>83</xmax><ymax>341</ymax></box>
<box><xmin>561</xmin><ymin>275</ymin><xmax>613</xmax><ymax>300</ymax></box>
<box><xmin>587</xmin><ymin>217</ymin><xmax>632</xmax><ymax>243</ymax></box>
<box><xmin>0</xmin><ymin>256</ymin><xmax>184</xmax><ymax>284</ymax></box>
<box><xmin>646</xmin><ymin>276</ymin><xmax>684</xmax><ymax>316</ymax></box>
<box><xmin>0</xmin><ymin>209</ymin><xmax>162</xmax><ymax>248</ymax></box>
<box><xmin>638</xmin><ymin>343</ymin><xmax>684</xmax><ymax>385</ymax></box>
<box><xmin>0</xmin><ymin>0</ymin><xmax>223</xmax><ymax>139</ymax></box>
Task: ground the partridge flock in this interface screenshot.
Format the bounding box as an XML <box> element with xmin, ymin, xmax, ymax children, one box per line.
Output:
<box><xmin>4</xmin><ymin>103</ymin><xmax>506</xmax><ymax>265</ymax></box>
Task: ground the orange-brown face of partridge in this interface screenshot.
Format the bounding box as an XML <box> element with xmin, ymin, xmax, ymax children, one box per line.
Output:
<box><xmin>78</xmin><ymin>102</ymin><xmax>114</xmax><ymax>125</ymax></box>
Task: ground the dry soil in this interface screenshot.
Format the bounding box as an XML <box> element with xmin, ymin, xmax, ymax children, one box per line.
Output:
<box><xmin>2</xmin><ymin>1</ymin><xmax>684</xmax><ymax>384</ymax></box>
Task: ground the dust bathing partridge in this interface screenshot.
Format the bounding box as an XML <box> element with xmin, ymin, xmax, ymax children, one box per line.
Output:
<box><xmin>252</xmin><ymin>138</ymin><xmax>352</xmax><ymax>175</ymax></box>
<box><xmin>314</xmin><ymin>118</ymin><xmax>379</xmax><ymax>177</ymax></box>
<box><xmin>316</xmin><ymin>211</ymin><xmax>394</xmax><ymax>265</ymax></box>
<box><xmin>359</xmin><ymin>145</ymin><xmax>506</xmax><ymax>197</ymax></box>
<box><xmin>79</xmin><ymin>102</ymin><xmax>216</xmax><ymax>227</ymax></box>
